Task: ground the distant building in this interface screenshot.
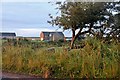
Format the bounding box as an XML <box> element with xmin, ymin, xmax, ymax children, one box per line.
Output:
<box><xmin>24</xmin><ymin>37</ymin><xmax>40</xmax><ymax>41</ymax></box>
<box><xmin>0</xmin><ymin>32</ymin><xmax>16</xmax><ymax>39</ymax></box>
<box><xmin>65</xmin><ymin>35</ymin><xmax>85</xmax><ymax>41</ymax></box>
<box><xmin>40</xmin><ymin>31</ymin><xmax>64</xmax><ymax>41</ymax></box>
<box><xmin>16</xmin><ymin>36</ymin><xmax>23</xmax><ymax>40</ymax></box>
<box><xmin>65</xmin><ymin>37</ymin><xmax>72</xmax><ymax>41</ymax></box>
<box><xmin>16</xmin><ymin>36</ymin><xmax>40</xmax><ymax>41</ymax></box>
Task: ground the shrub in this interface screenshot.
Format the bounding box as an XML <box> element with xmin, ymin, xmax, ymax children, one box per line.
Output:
<box><xmin>2</xmin><ymin>38</ymin><xmax>120</xmax><ymax>78</ymax></box>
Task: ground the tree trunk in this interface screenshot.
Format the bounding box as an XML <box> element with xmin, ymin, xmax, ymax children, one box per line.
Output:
<box><xmin>72</xmin><ymin>29</ymin><xmax>75</xmax><ymax>39</ymax></box>
<box><xmin>71</xmin><ymin>29</ymin><xmax>76</xmax><ymax>49</ymax></box>
<box><xmin>70</xmin><ymin>36</ymin><xmax>76</xmax><ymax>49</ymax></box>
<box><xmin>70</xmin><ymin>23</ymin><xmax>93</xmax><ymax>49</ymax></box>
<box><xmin>70</xmin><ymin>31</ymin><xmax>80</xmax><ymax>49</ymax></box>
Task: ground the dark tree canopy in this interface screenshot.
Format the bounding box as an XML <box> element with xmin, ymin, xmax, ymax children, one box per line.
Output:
<box><xmin>101</xmin><ymin>2</ymin><xmax>120</xmax><ymax>41</ymax></box>
<box><xmin>48</xmin><ymin>1</ymin><xmax>120</xmax><ymax>49</ymax></box>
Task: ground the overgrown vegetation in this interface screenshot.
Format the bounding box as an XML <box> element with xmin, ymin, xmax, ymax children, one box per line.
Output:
<box><xmin>2</xmin><ymin>39</ymin><xmax>69</xmax><ymax>48</ymax></box>
<box><xmin>2</xmin><ymin>37</ymin><xmax>120</xmax><ymax>78</ymax></box>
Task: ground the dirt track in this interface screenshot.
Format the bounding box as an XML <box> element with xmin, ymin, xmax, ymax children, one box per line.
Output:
<box><xmin>2</xmin><ymin>72</ymin><xmax>41</xmax><ymax>79</ymax></box>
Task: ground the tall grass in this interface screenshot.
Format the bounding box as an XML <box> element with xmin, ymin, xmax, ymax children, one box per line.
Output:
<box><xmin>2</xmin><ymin>38</ymin><xmax>120</xmax><ymax>78</ymax></box>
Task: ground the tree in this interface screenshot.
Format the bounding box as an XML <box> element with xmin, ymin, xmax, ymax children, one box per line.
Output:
<box><xmin>101</xmin><ymin>2</ymin><xmax>120</xmax><ymax>41</ymax></box>
<box><xmin>110</xmin><ymin>2</ymin><xmax>120</xmax><ymax>41</ymax></box>
<box><xmin>48</xmin><ymin>1</ymin><xmax>114</xmax><ymax>49</ymax></box>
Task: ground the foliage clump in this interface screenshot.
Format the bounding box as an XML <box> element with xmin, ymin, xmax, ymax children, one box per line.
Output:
<box><xmin>2</xmin><ymin>38</ymin><xmax>120</xmax><ymax>78</ymax></box>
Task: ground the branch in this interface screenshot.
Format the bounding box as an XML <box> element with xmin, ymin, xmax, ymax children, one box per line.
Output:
<box><xmin>80</xmin><ymin>30</ymin><xmax>90</xmax><ymax>35</ymax></box>
<box><xmin>80</xmin><ymin>23</ymin><xmax>93</xmax><ymax>35</ymax></box>
<box><xmin>71</xmin><ymin>23</ymin><xmax>93</xmax><ymax>43</ymax></box>
<box><xmin>72</xmin><ymin>26</ymin><xmax>83</xmax><ymax>41</ymax></box>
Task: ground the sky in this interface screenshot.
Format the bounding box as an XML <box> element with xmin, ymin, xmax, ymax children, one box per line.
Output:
<box><xmin>1</xmin><ymin>1</ymin><xmax>72</xmax><ymax>37</ymax></box>
<box><xmin>1</xmin><ymin>0</ymin><xmax>119</xmax><ymax>37</ymax></box>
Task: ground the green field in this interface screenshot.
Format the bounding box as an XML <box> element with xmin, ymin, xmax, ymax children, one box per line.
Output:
<box><xmin>2</xmin><ymin>38</ymin><xmax>120</xmax><ymax>78</ymax></box>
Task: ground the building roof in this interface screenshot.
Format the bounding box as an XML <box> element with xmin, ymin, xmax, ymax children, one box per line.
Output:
<box><xmin>0</xmin><ymin>32</ymin><xmax>16</xmax><ymax>37</ymax></box>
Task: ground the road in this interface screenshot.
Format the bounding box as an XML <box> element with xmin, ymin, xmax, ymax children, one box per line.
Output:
<box><xmin>1</xmin><ymin>72</ymin><xmax>42</xmax><ymax>80</ymax></box>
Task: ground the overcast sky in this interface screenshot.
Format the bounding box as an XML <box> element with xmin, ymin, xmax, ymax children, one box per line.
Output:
<box><xmin>1</xmin><ymin>0</ymin><xmax>119</xmax><ymax>37</ymax></box>
<box><xmin>1</xmin><ymin>2</ymin><xmax>72</xmax><ymax>37</ymax></box>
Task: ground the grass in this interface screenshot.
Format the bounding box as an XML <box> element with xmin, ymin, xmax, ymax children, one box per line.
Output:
<box><xmin>2</xmin><ymin>38</ymin><xmax>120</xmax><ymax>78</ymax></box>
